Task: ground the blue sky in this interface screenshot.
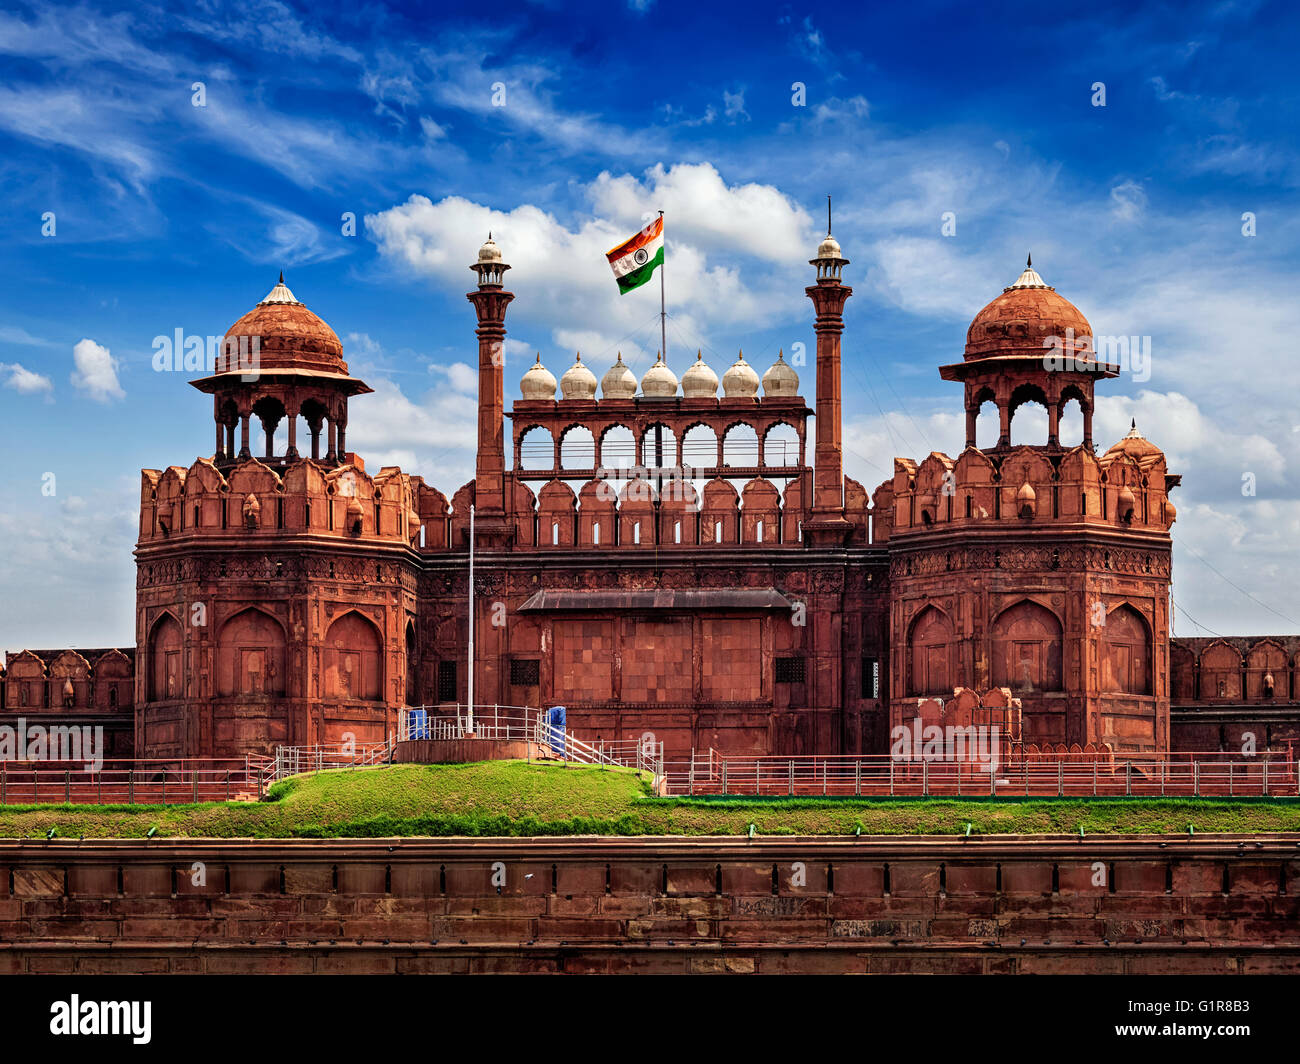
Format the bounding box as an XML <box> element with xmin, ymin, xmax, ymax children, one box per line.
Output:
<box><xmin>1</xmin><ymin>0</ymin><xmax>1298</xmax><ymax>647</ymax></box>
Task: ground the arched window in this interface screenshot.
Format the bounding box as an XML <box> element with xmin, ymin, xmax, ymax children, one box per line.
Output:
<box><xmin>1103</xmin><ymin>605</ymin><xmax>1152</xmax><ymax>695</ymax></box>
<box><xmin>324</xmin><ymin>611</ymin><xmax>383</xmax><ymax>700</ymax></box>
<box><xmin>991</xmin><ymin>601</ymin><xmax>1063</xmax><ymax>692</ymax></box>
<box><xmin>405</xmin><ymin>620</ymin><xmax>418</xmax><ymax>706</ymax></box>
<box><xmin>518</xmin><ymin>426</ymin><xmax>554</xmax><ymax>471</ymax></box>
<box><xmin>1008</xmin><ymin>385</ymin><xmax>1048</xmax><ymax>446</ymax></box>
<box><xmin>908</xmin><ymin>606</ymin><xmax>956</xmax><ymax>696</ymax></box>
<box><xmin>973</xmin><ymin>387</ymin><xmax>998</xmax><ymax>448</ymax></box>
<box><xmin>763</xmin><ymin>422</ymin><xmax>801</xmax><ymax>467</ymax></box>
<box><xmin>559</xmin><ymin>425</ymin><xmax>595</xmax><ymax>469</ymax></box>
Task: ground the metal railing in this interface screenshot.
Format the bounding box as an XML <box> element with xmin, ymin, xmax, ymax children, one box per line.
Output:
<box><xmin>0</xmin><ymin>756</ymin><xmax>273</xmax><ymax>806</ymax></box>
<box><xmin>267</xmin><ymin>740</ymin><xmax>394</xmax><ymax>784</ymax></box>
<box><xmin>397</xmin><ymin>705</ymin><xmax>665</xmax><ymax>785</ymax></box>
<box><xmin>662</xmin><ymin>749</ymin><xmax>1300</xmax><ymax>798</ymax></box>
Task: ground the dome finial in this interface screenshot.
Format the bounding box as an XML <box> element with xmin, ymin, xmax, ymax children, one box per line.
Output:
<box><xmin>1131</xmin><ymin>417</ymin><xmax>1136</xmax><ymax>430</ymax></box>
<box><xmin>278</xmin><ymin>269</ymin><xmax>284</xmax><ymax>284</ymax></box>
<box><xmin>1026</xmin><ymin>252</ymin><xmax>1032</xmax><ymax>269</ymax></box>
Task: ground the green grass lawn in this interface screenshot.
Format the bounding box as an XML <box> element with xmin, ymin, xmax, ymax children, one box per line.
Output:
<box><xmin>0</xmin><ymin>761</ymin><xmax>1297</xmax><ymax>839</ymax></box>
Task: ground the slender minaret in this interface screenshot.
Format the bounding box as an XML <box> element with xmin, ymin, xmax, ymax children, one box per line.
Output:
<box><xmin>466</xmin><ymin>234</ymin><xmax>514</xmax><ymax>545</ymax></box>
<box><xmin>803</xmin><ymin>202</ymin><xmax>853</xmax><ymax>545</ymax></box>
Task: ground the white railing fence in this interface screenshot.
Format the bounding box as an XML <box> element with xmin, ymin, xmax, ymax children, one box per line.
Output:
<box><xmin>269</xmin><ymin>705</ymin><xmax>665</xmax><ymax>789</ymax></box>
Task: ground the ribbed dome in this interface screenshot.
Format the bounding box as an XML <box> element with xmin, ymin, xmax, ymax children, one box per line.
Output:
<box><xmin>520</xmin><ymin>353</ymin><xmax>556</xmax><ymax>401</ymax></box>
<box><xmin>761</xmin><ymin>349</ymin><xmax>799</xmax><ymax>396</ymax></box>
<box><xmin>964</xmin><ymin>258</ymin><xmax>1092</xmax><ymax>361</ymax></box>
<box><xmin>600</xmin><ymin>352</ymin><xmax>637</xmax><ymax>399</ymax></box>
<box><xmin>559</xmin><ymin>353</ymin><xmax>597</xmax><ymax>400</ymax></box>
<box><xmin>477</xmin><ymin>234</ymin><xmax>503</xmax><ymax>263</ymax></box>
<box><xmin>1105</xmin><ymin>420</ymin><xmax>1163</xmax><ymax>461</ymax></box>
<box><xmin>680</xmin><ymin>351</ymin><xmax>718</xmax><ymax>398</ymax></box>
<box><xmin>816</xmin><ymin>233</ymin><xmax>843</xmax><ymax>259</ymax></box>
<box><xmin>222</xmin><ymin>275</ymin><xmax>346</xmax><ymax>375</ymax></box>
<box><xmin>640</xmin><ymin>354</ymin><xmax>679</xmax><ymax>398</ymax></box>
<box><xmin>722</xmin><ymin>351</ymin><xmax>759</xmax><ymax>398</ymax></box>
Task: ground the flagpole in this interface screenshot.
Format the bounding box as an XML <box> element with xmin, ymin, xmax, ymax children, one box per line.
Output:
<box><xmin>467</xmin><ymin>504</ymin><xmax>474</xmax><ymax>734</ymax></box>
<box><xmin>657</xmin><ymin>210</ymin><xmax>666</xmax><ymax>497</ymax></box>
<box><xmin>658</xmin><ymin>209</ymin><xmax>666</xmax><ymax>362</ymax></box>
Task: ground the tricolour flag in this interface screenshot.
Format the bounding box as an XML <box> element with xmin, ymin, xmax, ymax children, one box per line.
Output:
<box><xmin>606</xmin><ymin>216</ymin><xmax>664</xmax><ymax>294</ymax></box>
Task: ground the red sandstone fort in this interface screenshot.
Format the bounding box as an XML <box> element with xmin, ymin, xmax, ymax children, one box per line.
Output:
<box><xmin>4</xmin><ymin>233</ymin><xmax>1297</xmax><ymax>761</ymax></box>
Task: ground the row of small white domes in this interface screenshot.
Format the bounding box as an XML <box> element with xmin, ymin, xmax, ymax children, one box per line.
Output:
<box><xmin>521</xmin><ymin>350</ymin><xmax>799</xmax><ymax>401</ymax></box>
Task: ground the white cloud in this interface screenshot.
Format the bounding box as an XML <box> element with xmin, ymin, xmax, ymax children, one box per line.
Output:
<box><xmin>723</xmin><ymin>88</ymin><xmax>750</xmax><ymax>122</ymax></box>
<box><xmin>366</xmin><ymin>169</ymin><xmax>813</xmax><ymax>379</ymax></box>
<box><xmin>346</xmin><ymin>372</ymin><xmax>479</xmax><ymax>487</ymax></box>
<box><xmin>0</xmin><ymin>362</ymin><xmax>53</xmax><ymax>396</ymax></box>
<box><xmin>70</xmin><ymin>338</ymin><xmax>124</xmax><ymax>402</ymax></box>
<box><xmin>1109</xmin><ymin>180</ymin><xmax>1148</xmax><ymax>221</ymax></box>
<box><xmin>585</xmin><ymin>162</ymin><xmax>813</xmax><ymax>263</ymax></box>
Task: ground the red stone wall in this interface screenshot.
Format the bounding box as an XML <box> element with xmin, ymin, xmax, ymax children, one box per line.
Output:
<box><xmin>1</xmin><ymin>837</ymin><xmax>1295</xmax><ymax>975</ymax></box>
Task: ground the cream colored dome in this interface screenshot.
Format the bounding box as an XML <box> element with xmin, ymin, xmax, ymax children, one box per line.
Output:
<box><xmin>477</xmin><ymin>233</ymin><xmax>503</xmax><ymax>264</ymax></box>
<box><xmin>761</xmin><ymin>349</ymin><xmax>799</xmax><ymax>396</ymax></box>
<box><xmin>520</xmin><ymin>353</ymin><xmax>556</xmax><ymax>401</ymax></box>
<box><xmin>816</xmin><ymin>233</ymin><xmax>842</xmax><ymax>259</ymax></box>
<box><xmin>600</xmin><ymin>352</ymin><xmax>637</xmax><ymax>399</ymax></box>
<box><xmin>559</xmin><ymin>352</ymin><xmax>597</xmax><ymax>400</ymax></box>
<box><xmin>680</xmin><ymin>351</ymin><xmax>718</xmax><ymax>398</ymax></box>
<box><xmin>640</xmin><ymin>354</ymin><xmax>679</xmax><ymax>398</ymax></box>
<box><xmin>722</xmin><ymin>350</ymin><xmax>759</xmax><ymax>398</ymax></box>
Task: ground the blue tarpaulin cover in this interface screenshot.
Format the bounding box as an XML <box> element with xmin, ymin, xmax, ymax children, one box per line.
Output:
<box><xmin>407</xmin><ymin>707</ymin><xmax>429</xmax><ymax>739</ymax></box>
<box><xmin>544</xmin><ymin>705</ymin><xmax>566</xmax><ymax>752</ymax></box>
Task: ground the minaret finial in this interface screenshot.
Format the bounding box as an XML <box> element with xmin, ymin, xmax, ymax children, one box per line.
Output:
<box><xmin>1027</xmin><ymin>252</ymin><xmax>1032</xmax><ymax>268</ymax></box>
<box><xmin>1131</xmin><ymin>417</ymin><xmax>1136</xmax><ymax>430</ymax></box>
<box><xmin>827</xmin><ymin>195</ymin><xmax>832</xmax><ymax>236</ymax></box>
<box><xmin>278</xmin><ymin>270</ymin><xmax>284</xmax><ymax>284</ymax></box>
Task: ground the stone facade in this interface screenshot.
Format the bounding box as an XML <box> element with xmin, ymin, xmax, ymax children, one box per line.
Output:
<box><xmin>5</xmin><ymin>235</ymin><xmax>1297</xmax><ymax>761</ymax></box>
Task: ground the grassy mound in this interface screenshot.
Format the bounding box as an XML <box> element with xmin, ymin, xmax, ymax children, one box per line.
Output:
<box><xmin>0</xmin><ymin>761</ymin><xmax>1296</xmax><ymax>839</ymax></box>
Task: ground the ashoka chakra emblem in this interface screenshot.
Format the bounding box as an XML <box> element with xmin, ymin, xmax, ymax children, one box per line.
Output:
<box><xmin>633</xmin><ymin>248</ymin><xmax>649</xmax><ymax>266</ymax></box>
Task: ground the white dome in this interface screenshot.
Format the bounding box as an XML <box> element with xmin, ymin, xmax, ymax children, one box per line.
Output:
<box><xmin>761</xmin><ymin>349</ymin><xmax>799</xmax><ymax>397</ymax></box>
<box><xmin>640</xmin><ymin>354</ymin><xmax>679</xmax><ymax>398</ymax></box>
<box><xmin>680</xmin><ymin>351</ymin><xmax>718</xmax><ymax>398</ymax></box>
<box><xmin>816</xmin><ymin>233</ymin><xmax>842</xmax><ymax>259</ymax></box>
<box><xmin>520</xmin><ymin>353</ymin><xmax>556</xmax><ymax>401</ymax></box>
<box><xmin>722</xmin><ymin>351</ymin><xmax>760</xmax><ymax>398</ymax></box>
<box><xmin>559</xmin><ymin>353</ymin><xmax>597</xmax><ymax>400</ymax></box>
<box><xmin>600</xmin><ymin>352</ymin><xmax>637</xmax><ymax>399</ymax></box>
<box><xmin>477</xmin><ymin>233</ymin><xmax>503</xmax><ymax>263</ymax></box>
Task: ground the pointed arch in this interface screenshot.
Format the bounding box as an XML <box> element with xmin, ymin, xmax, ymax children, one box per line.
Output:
<box><xmin>216</xmin><ymin>607</ymin><xmax>287</xmax><ymax>698</ymax></box>
<box><xmin>991</xmin><ymin>600</ymin><xmax>1063</xmax><ymax>692</ymax></box>
<box><xmin>907</xmin><ymin>605</ymin><xmax>956</xmax><ymax>697</ymax></box>
<box><xmin>324</xmin><ymin>610</ymin><xmax>383</xmax><ymax>700</ymax></box>
<box><xmin>148</xmin><ymin>611</ymin><xmax>184</xmax><ymax>702</ymax></box>
<box><xmin>1102</xmin><ymin>604</ymin><xmax>1152</xmax><ymax>695</ymax></box>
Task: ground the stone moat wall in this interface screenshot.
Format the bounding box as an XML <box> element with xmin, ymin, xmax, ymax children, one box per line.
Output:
<box><xmin>0</xmin><ymin>835</ymin><xmax>1297</xmax><ymax>974</ymax></box>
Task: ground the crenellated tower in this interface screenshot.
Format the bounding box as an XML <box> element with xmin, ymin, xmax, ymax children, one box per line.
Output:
<box><xmin>883</xmin><ymin>260</ymin><xmax>1178</xmax><ymax>755</ymax></box>
<box><xmin>136</xmin><ymin>277</ymin><xmax>425</xmax><ymax>758</ymax></box>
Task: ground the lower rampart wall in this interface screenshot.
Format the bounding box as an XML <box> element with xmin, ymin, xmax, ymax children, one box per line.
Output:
<box><xmin>0</xmin><ymin>836</ymin><xmax>1297</xmax><ymax>974</ymax></box>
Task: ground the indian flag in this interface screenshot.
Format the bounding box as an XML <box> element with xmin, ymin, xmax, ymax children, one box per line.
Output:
<box><xmin>606</xmin><ymin>216</ymin><xmax>664</xmax><ymax>294</ymax></box>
